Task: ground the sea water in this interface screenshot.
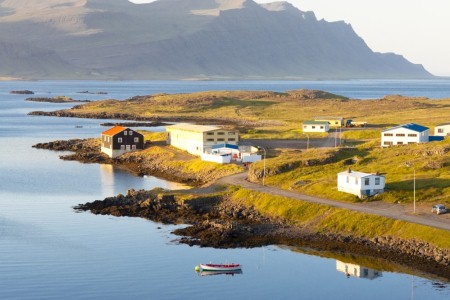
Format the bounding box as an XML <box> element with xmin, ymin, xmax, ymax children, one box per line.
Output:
<box><xmin>0</xmin><ymin>80</ymin><xmax>449</xmax><ymax>300</ymax></box>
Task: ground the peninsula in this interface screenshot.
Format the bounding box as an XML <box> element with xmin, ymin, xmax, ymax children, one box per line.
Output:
<box><xmin>32</xmin><ymin>89</ymin><xmax>450</xmax><ymax>280</ymax></box>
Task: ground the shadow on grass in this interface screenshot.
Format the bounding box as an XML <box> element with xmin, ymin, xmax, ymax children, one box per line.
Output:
<box><xmin>387</xmin><ymin>178</ymin><xmax>450</xmax><ymax>191</ymax></box>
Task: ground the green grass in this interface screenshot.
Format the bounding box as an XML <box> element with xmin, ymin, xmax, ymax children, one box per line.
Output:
<box><xmin>228</xmin><ymin>187</ymin><xmax>450</xmax><ymax>249</ymax></box>
<box><xmin>250</xmin><ymin>139</ymin><xmax>450</xmax><ymax>205</ymax></box>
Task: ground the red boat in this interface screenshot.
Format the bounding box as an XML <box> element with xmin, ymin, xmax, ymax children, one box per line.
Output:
<box><xmin>199</xmin><ymin>263</ymin><xmax>241</xmax><ymax>272</ymax></box>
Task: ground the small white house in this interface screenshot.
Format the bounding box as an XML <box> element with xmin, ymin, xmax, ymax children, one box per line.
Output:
<box><xmin>381</xmin><ymin>123</ymin><xmax>429</xmax><ymax>147</ymax></box>
<box><xmin>337</xmin><ymin>169</ymin><xmax>385</xmax><ymax>198</ymax></box>
<box><xmin>434</xmin><ymin>123</ymin><xmax>450</xmax><ymax>136</ymax></box>
<box><xmin>302</xmin><ymin>120</ymin><xmax>330</xmax><ymax>133</ymax></box>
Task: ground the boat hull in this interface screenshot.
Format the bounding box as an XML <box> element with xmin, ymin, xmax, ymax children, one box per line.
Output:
<box><xmin>199</xmin><ymin>263</ymin><xmax>241</xmax><ymax>272</ymax></box>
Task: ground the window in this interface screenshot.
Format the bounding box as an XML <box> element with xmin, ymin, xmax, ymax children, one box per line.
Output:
<box><xmin>375</xmin><ymin>177</ymin><xmax>380</xmax><ymax>185</ymax></box>
<box><xmin>118</xmin><ymin>138</ymin><xmax>122</xmax><ymax>143</ymax></box>
<box><xmin>132</xmin><ymin>145</ymin><xmax>136</xmax><ymax>150</ymax></box>
<box><xmin>397</xmin><ymin>141</ymin><xmax>404</xmax><ymax>145</ymax></box>
<box><xmin>335</xmin><ymin>121</ymin><xmax>339</xmax><ymax>125</ymax></box>
<box><xmin>120</xmin><ymin>145</ymin><xmax>125</xmax><ymax>150</ymax></box>
<box><xmin>228</xmin><ymin>132</ymin><xmax>235</xmax><ymax>135</ymax></box>
<box><xmin>130</xmin><ymin>131</ymin><xmax>133</xmax><ymax>135</ymax></box>
<box><xmin>124</xmin><ymin>131</ymin><xmax>127</xmax><ymax>135</ymax></box>
<box><xmin>228</xmin><ymin>138</ymin><xmax>236</xmax><ymax>141</ymax></box>
<box><xmin>438</xmin><ymin>128</ymin><xmax>444</xmax><ymax>133</ymax></box>
<box><xmin>217</xmin><ymin>138</ymin><xmax>225</xmax><ymax>141</ymax></box>
<box><xmin>383</xmin><ymin>141</ymin><xmax>393</xmax><ymax>146</ymax></box>
<box><xmin>217</xmin><ymin>132</ymin><xmax>225</xmax><ymax>135</ymax></box>
<box><xmin>384</xmin><ymin>133</ymin><xmax>393</xmax><ymax>137</ymax></box>
<box><xmin>312</xmin><ymin>126</ymin><xmax>316</xmax><ymax>129</ymax></box>
<box><xmin>206</xmin><ymin>132</ymin><xmax>214</xmax><ymax>136</ymax></box>
<box><xmin>320</xmin><ymin>126</ymin><xmax>324</xmax><ymax>129</ymax></box>
<box><xmin>206</xmin><ymin>138</ymin><xmax>214</xmax><ymax>142</ymax></box>
<box><xmin>303</xmin><ymin>126</ymin><xmax>307</xmax><ymax>129</ymax></box>
<box><xmin>134</xmin><ymin>137</ymin><xmax>139</xmax><ymax>143</ymax></box>
<box><xmin>408</xmin><ymin>133</ymin><xmax>417</xmax><ymax>137</ymax></box>
<box><xmin>396</xmin><ymin>133</ymin><xmax>405</xmax><ymax>137</ymax></box>
<box><xmin>363</xmin><ymin>269</ymin><xmax>369</xmax><ymax>277</ymax></box>
<box><xmin>364</xmin><ymin>178</ymin><xmax>370</xmax><ymax>185</ymax></box>
<box><xmin>408</xmin><ymin>142</ymin><xmax>416</xmax><ymax>144</ymax></box>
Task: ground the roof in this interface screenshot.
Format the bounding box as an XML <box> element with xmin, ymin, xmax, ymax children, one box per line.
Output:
<box><xmin>167</xmin><ymin>123</ymin><xmax>222</xmax><ymax>133</ymax></box>
<box><xmin>102</xmin><ymin>125</ymin><xmax>126</xmax><ymax>136</ymax></box>
<box><xmin>429</xmin><ymin>136</ymin><xmax>445</xmax><ymax>142</ymax></box>
<box><xmin>436</xmin><ymin>122</ymin><xmax>450</xmax><ymax>127</ymax></box>
<box><xmin>314</xmin><ymin>116</ymin><xmax>343</xmax><ymax>120</ymax></box>
<box><xmin>212</xmin><ymin>143</ymin><xmax>239</xmax><ymax>150</ymax></box>
<box><xmin>338</xmin><ymin>170</ymin><xmax>383</xmax><ymax>178</ymax></box>
<box><xmin>382</xmin><ymin>123</ymin><xmax>429</xmax><ymax>133</ymax></box>
<box><xmin>303</xmin><ymin>120</ymin><xmax>330</xmax><ymax>125</ymax></box>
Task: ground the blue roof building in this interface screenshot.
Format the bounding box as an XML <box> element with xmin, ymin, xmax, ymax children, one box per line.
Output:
<box><xmin>381</xmin><ymin>123</ymin><xmax>430</xmax><ymax>147</ymax></box>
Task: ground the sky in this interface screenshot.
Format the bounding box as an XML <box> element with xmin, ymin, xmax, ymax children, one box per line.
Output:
<box><xmin>129</xmin><ymin>0</ymin><xmax>450</xmax><ymax>76</ymax></box>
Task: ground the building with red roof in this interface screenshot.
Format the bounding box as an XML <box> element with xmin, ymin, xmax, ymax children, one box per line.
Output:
<box><xmin>101</xmin><ymin>125</ymin><xmax>144</xmax><ymax>158</ymax></box>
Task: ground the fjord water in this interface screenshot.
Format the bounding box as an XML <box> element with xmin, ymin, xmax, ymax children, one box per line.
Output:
<box><xmin>0</xmin><ymin>80</ymin><xmax>449</xmax><ymax>300</ymax></box>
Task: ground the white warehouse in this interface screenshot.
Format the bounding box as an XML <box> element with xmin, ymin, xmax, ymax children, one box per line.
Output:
<box><xmin>381</xmin><ymin>123</ymin><xmax>429</xmax><ymax>147</ymax></box>
<box><xmin>337</xmin><ymin>169</ymin><xmax>385</xmax><ymax>199</ymax></box>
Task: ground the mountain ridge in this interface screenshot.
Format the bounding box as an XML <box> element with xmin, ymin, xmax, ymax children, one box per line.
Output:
<box><xmin>0</xmin><ymin>0</ymin><xmax>433</xmax><ymax>80</ymax></box>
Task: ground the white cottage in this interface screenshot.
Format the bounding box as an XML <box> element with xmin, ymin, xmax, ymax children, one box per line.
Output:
<box><xmin>381</xmin><ymin>123</ymin><xmax>429</xmax><ymax>147</ymax></box>
<box><xmin>434</xmin><ymin>123</ymin><xmax>450</xmax><ymax>136</ymax></box>
<box><xmin>337</xmin><ymin>169</ymin><xmax>385</xmax><ymax>198</ymax></box>
<box><xmin>302</xmin><ymin>120</ymin><xmax>330</xmax><ymax>133</ymax></box>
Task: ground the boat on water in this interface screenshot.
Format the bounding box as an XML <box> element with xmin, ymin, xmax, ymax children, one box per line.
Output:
<box><xmin>199</xmin><ymin>263</ymin><xmax>242</xmax><ymax>272</ymax></box>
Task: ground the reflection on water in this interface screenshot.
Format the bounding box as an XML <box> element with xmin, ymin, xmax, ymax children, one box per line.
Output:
<box><xmin>336</xmin><ymin>260</ymin><xmax>382</xmax><ymax>280</ymax></box>
<box><xmin>198</xmin><ymin>270</ymin><xmax>243</xmax><ymax>277</ymax></box>
<box><xmin>100</xmin><ymin>164</ymin><xmax>115</xmax><ymax>196</ymax></box>
<box><xmin>99</xmin><ymin>163</ymin><xmax>190</xmax><ymax>198</ymax></box>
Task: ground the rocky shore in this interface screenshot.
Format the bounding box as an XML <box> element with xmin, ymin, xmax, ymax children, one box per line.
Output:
<box><xmin>75</xmin><ymin>189</ymin><xmax>450</xmax><ymax>279</ymax></box>
<box><xmin>32</xmin><ymin>138</ymin><xmax>241</xmax><ymax>185</ymax></box>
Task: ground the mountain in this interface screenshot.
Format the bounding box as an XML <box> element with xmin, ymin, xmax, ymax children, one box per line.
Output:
<box><xmin>0</xmin><ymin>0</ymin><xmax>433</xmax><ymax>79</ymax></box>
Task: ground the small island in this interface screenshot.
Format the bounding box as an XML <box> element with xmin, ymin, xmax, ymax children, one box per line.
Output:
<box><xmin>10</xmin><ymin>90</ymin><xmax>34</xmax><ymax>95</ymax></box>
<box><xmin>26</xmin><ymin>96</ymin><xmax>91</xmax><ymax>103</ymax></box>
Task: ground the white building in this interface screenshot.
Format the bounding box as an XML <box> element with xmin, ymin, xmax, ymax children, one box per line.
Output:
<box><xmin>381</xmin><ymin>123</ymin><xmax>429</xmax><ymax>147</ymax></box>
<box><xmin>302</xmin><ymin>120</ymin><xmax>330</xmax><ymax>133</ymax></box>
<box><xmin>201</xmin><ymin>144</ymin><xmax>261</xmax><ymax>164</ymax></box>
<box><xmin>166</xmin><ymin>124</ymin><xmax>239</xmax><ymax>156</ymax></box>
<box><xmin>336</xmin><ymin>260</ymin><xmax>382</xmax><ymax>280</ymax></box>
<box><xmin>434</xmin><ymin>123</ymin><xmax>450</xmax><ymax>136</ymax></box>
<box><xmin>337</xmin><ymin>169</ymin><xmax>385</xmax><ymax>198</ymax></box>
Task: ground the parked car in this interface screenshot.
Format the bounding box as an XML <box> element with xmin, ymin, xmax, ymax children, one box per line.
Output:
<box><xmin>431</xmin><ymin>204</ymin><xmax>447</xmax><ymax>215</ymax></box>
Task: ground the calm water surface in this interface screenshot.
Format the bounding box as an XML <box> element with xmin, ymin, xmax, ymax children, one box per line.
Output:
<box><xmin>0</xmin><ymin>80</ymin><xmax>449</xmax><ymax>299</ymax></box>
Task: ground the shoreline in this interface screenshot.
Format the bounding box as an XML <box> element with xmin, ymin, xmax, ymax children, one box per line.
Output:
<box><xmin>33</xmin><ymin>137</ymin><xmax>450</xmax><ymax>280</ymax></box>
<box><xmin>75</xmin><ymin>188</ymin><xmax>450</xmax><ymax>280</ymax></box>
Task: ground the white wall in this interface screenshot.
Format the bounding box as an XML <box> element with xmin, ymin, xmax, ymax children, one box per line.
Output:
<box><xmin>337</xmin><ymin>173</ymin><xmax>385</xmax><ymax>198</ymax></box>
<box><xmin>381</xmin><ymin>128</ymin><xmax>429</xmax><ymax>147</ymax></box>
<box><xmin>303</xmin><ymin>123</ymin><xmax>329</xmax><ymax>133</ymax></box>
<box><xmin>201</xmin><ymin>153</ymin><xmax>231</xmax><ymax>164</ymax></box>
<box><xmin>435</xmin><ymin>125</ymin><xmax>450</xmax><ymax>136</ymax></box>
<box><xmin>242</xmin><ymin>153</ymin><xmax>262</xmax><ymax>163</ymax></box>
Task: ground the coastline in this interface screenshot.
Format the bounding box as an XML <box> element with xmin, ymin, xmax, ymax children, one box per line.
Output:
<box><xmin>75</xmin><ymin>188</ymin><xmax>450</xmax><ymax>280</ymax></box>
<box><xmin>34</xmin><ymin>137</ymin><xmax>450</xmax><ymax>280</ymax></box>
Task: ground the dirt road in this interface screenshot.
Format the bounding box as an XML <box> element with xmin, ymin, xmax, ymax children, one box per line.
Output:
<box><xmin>218</xmin><ymin>172</ymin><xmax>450</xmax><ymax>231</ymax></box>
